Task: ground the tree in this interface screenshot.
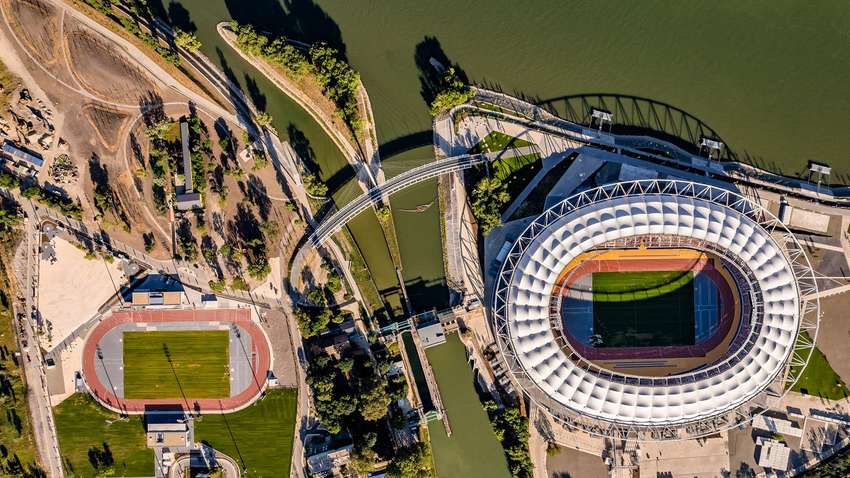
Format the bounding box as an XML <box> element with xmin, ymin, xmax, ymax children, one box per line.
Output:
<box><xmin>230</xmin><ymin>276</ymin><xmax>249</xmax><ymax>291</ymax></box>
<box><xmin>174</xmin><ymin>29</ymin><xmax>202</xmax><ymax>52</ymax></box>
<box><xmin>386</xmin><ymin>443</ymin><xmax>429</xmax><ymax>478</ymax></box>
<box><xmin>429</xmin><ymin>68</ymin><xmax>474</xmax><ymax>116</ymax></box>
<box><xmin>145</xmin><ymin>119</ymin><xmax>173</xmax><ymax>141</ymax></box>
<box><xmin>307</xmin><ymin>288</ymin><xmax>326</xmax><ymax>306</ymax></box>
<box><xmin>247</xmin><ymin>258</ymin><xmax>271</xmax><ymax>280</ymax></box>
<box><xmin>178</xmin><ymin>234</ymin><xmax>198</xmax><ymax>262</ymax></box>
<box><xmin>259</xmin><ymin>220</ymin><xmax>280</xmax><ymax>241</ymax></box>
<box><xmin>336</xmin><ymin>357</ymin><xmax>355</xmax><ymax>373</ymax></box>
<box><xmin>470</xmin><ymin>177</ymin><xmax>510</xmax><ymax>235</ymax></box>
<box><xmin>209</xmin><ymin>277</ymin><xmax>227</xmax><ymax>293</ymax></box>
<box><xmin>254</xmin><ymin>111</ymin><xmax>273</xmax><ymax>126</ymax></box>
<box><xmin>375</xmin><ymin>205</ymin><xmax>391</xmax><ymax>221</ymax></box>
<box><xmin>218</xmin><ymin>136</ymin><xmax>232</xmax><ymax>153</ymax></box>
<box><xmin>326</xmin><ymin>273</ymin><xmax>342</xmax><ymax>294</ymax></box>
<box><xmin>0</xmin><ymin>172</ymin><xmax>20</xmax><ymax>189</ymax></box>
<box><xmin>546</xmin><ymin>442</ymin><xmax>561</xmax><ymax>457</ymax></box>
<box><xmin>358</xmin><ymin>377</ymin><xmax>391</xmax><ymax>421</ymax></box>
<box><xmin>284</xmin><ymin>202</ymin><xmax>297</xmax><ymax>212</ymax></box>
<box><xmin>303</xmin><ymin>174</ymin><xmax>328</xmax><ymax>196</ymax></box>
<box><xmin>20</xmin><ymin>187</ymin><xmax>40</xmax><ymax>199</ymax></box>
<box><xmin>93</xmin><ymin>189</ymin><xmax>113</xmax><ymax>212</ymax></box>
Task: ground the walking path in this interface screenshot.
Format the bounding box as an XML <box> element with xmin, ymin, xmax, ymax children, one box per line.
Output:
<box><xmin>82</xmin><ymin>309</ymin><xmax>271</xmax><ymax>415</ymax></box>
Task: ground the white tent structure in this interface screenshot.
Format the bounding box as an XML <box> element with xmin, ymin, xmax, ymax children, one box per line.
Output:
<box><xmin>492</xmin><ymin>180</ymin><xmax>820</xmax><ymax>441</ymax></box>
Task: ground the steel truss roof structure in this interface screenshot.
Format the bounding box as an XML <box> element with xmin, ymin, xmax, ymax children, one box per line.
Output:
<box><xmin>492</xmin><ymin>180</ymin><xmax>820</xmax><ymax>441</ymax></box>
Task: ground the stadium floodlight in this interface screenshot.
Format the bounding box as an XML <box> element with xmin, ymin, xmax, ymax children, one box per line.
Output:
<box><xmin>591</xmin><ymin>108</ymin><xmax>614</xmax><ymax>132</ymax></box>
<box><xmin>699</xmin><ymin>138</ymin><xmax>724</xmax><ymax>161</ymax></box>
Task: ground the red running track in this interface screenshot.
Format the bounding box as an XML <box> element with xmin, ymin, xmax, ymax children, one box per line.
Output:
<box><xmin>82</xmin><ymin>309</ymin><xmax>270</xmax><ymax>414</ymax></box>
<box><xmin>557</xmin><ymin>257</ymin><xmax>738</xmax><ymax>360</ymax></box>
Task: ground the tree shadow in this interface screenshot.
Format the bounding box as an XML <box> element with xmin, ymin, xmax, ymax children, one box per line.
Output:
<box><xmin>413</xmin><ymin>36</ymin><xmax>468</xmax><ymax>107</ymax></box>
<box><xmin>244</xmin><ymin>73</ymin><xmax>267</xmax><ymax>112</ymax></box>
<box><xmin>166</xmin><ymin>1</ymin><xmax>196</xmax><ymax>33</ymax></box>
<box><xmin>138</xmin><ymin>90</ymin><xmax>166</xmax><ymax>127</ymax></box>
<box><xmin>223</xmin><ymin>0</ymin><xmax>346</xmax><ymax>56</ymax></box>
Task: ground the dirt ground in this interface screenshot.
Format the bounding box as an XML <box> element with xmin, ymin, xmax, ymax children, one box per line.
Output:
<box><xmin>37</xmin><ymin>237</ymin><xmax>125</xmax><ymax>349</ymax></box>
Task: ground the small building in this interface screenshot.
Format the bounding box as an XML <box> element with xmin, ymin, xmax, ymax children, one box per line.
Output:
<box><xmin>131</xmin><ymin>291</ymin><xmax>184</xmax><ymax>307</ymax></box>
<box><xmin>175</xmin><ymin>192</ymin><xmax>203</xmax><ymax>210</ymax></box>
<box><xmin>146</xmin><ymin>413</ymin><xmax>191</xmax><ymax>449</ymax></box>
<box><xmin>175</xmin><ymin>120</ymin><xmax>203</xmax><ymax>210</ymax></box>
<box><xmin>417</xmin><ymin>322</ymin><xmax>445</xmax><ymax>349</ymax></box>
<box><xmin>306</xmin><ymin>444</ymin><xmax>353</xmax><ymax>478</ymax></box>
<box><xmin>3</xmin><ymin>140</ymin><xmax>44</xmax><ymax>167</ymax></box>
<box><xmin>757</xmin><ymin>437</ymin><xmax>790</xmax><ymax>471</ymax></box>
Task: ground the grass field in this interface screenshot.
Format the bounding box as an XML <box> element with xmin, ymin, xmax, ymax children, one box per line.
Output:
<box><xmin>593</xmin><ymin>270</ymin><xmax>695</xmax><ymax>348</ymax></box>
<box><xmin>468</xmin><ymin>131</ymin><xmax>534</xmax><ymax>155</ymax></box>
<box><xmin>123</xmin><ymin>330</ymin><xmax>230</xmax><ymax>399</ymax></box>
<box><xmin>194</xmin><ymin>388</ymin><xmax>297</xmax><ymax>478</ymax></box>
<box><xmin>791</xmin><ymin>332</ymin><xmax>848</xmax><ymax>400</ymax></box>
<box><xmin>55</xmin><ymin>394</ymin><xmax>153</xmax><ymax>477</ymax></box>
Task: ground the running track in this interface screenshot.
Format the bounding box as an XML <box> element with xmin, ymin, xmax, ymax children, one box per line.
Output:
<box><xmin>556</xmin><ymin>257</ymin><xmax>738</xmax><ymax>360</ymax></box>
<box><xmin>82</xmin><ymin>309</ymin><xmax>271</xmax><ymax>414</ymax></box>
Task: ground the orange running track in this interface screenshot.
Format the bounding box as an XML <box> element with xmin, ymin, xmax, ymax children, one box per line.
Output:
<box><xmin>82</xmin><ymin>309</ymin><xmax>270</xmax><ymax>414</ymax></box>
<box><xmin>557</xmin><ymin>257</ymin><xmax>737</xmax><ymax>361</ymax></box>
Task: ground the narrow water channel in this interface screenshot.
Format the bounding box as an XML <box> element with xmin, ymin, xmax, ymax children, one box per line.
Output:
<box><xmin>164</xmin><ymin>0</ymin><xmax>406</xmax><ymax>315</ymax></box>
<box><xmin>401</xmin><ymin>331</ymin><xmax>434</xmax><ymax>412</ymax></box>
<box><xmin>425</xmin><ymin>334</ymin><xmax>511</xmax><ymax>478</ymax></box>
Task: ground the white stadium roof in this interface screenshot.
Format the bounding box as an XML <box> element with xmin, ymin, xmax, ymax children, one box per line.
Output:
<box><xmin>493</xmin><ymin>180</ymin><xmax>820</xmax><ymax>440</ymax></box>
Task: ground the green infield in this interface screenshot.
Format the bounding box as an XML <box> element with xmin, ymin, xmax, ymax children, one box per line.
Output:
<box><xmin>592</xmin><ymin>270</ymin><xmax>695</xmax><ymax>348</ymax></box>
<box><xmin>123</xmin><ymin>330</ymin><xmax>230</xmax><ymax>399</ymax></box>
<box><xmin>194</xmin><ymin>388</ymin><xmax>298</xmax><ymax>477</ymax></box>
<box><xmin>55</xmin><ymin>394</ymin><xmax>153</xmax><ymax>477</ymax></box>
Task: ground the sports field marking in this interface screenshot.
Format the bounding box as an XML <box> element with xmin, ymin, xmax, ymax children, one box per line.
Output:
<box><xmin>123</xmin><ymin>330</ymin><xmax>230</xmax><ymax>399</ymax></box>
<box><xmin>592</xmin><ymin>271</ymin><xmax>695</xmax><ymax>348</ymax></box>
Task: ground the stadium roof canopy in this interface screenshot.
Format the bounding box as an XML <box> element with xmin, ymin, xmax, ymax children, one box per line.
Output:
<box><xmin>493</xmin><ymin>180</ymin><xmax>819</xmax><ymax>440</ymax></box>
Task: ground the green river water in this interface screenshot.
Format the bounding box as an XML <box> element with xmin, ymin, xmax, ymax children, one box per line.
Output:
<box><xmin>163</xmin><ymin>0</ymin><xmax>850</xmax><ymax>318</ymax></box>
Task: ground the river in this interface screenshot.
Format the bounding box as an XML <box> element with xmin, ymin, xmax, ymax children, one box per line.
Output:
<box><xmin>161</xmin><ymin>0</ymin><xmax>850</xmax><ymax>317</ymax></box>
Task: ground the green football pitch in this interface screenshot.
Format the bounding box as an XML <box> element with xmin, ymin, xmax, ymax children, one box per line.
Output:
<box><xmin>592</xmin><ymin>270</ymin><xmax>695</xmax><ymax>348</ymax></box>
<box><xmin>123</xmin><ymin>330</ymin><xmax>230</xmax><ymax>399</ymax></box>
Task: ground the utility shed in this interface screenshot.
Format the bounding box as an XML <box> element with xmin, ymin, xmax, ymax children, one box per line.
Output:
<box><xmin>175</xmin><ymin>192</ymin><xmax>202</xmax><ymax>210</ymax></box>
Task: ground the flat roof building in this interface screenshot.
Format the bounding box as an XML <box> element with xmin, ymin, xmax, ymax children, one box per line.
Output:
<box><xmin>3</xmin><ymin>140</ymin><xmax>43</xmax><ymax>168</ymax></box>
<box><xmin>175</xmin><ymin>120</ymin><xmax>203</xmax><ymax>210</ymax></box>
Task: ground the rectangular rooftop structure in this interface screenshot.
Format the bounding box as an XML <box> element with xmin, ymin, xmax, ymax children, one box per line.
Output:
<box><xmin>417</xmin><ymin>322</ymin><xmax>446</xmax><ymax>348</ymax></box>
<box><xmin>180</xmin><ymin>120</ymin><xmax>193</xmax><ymax>193</ymax></box>
<box><xmin>3</xmin><ymin>140</ymin><xmax>44</xmax><ymax>168</ymax></box>
<box><xmin>175</xmin><ymin>192</ymin><xmax>202</xmax><ymax>210</ymax></box>
<box><xmin>757</xmin><ymin>438</ymin><xmax>790</xmax><ymax>471</ymax></box>
<box><xmin>752</xmin><ymin>415</ymin><xmax>803</xmax><ymax>437</ymax></box>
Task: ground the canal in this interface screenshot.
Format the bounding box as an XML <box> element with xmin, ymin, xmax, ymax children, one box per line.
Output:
<box><xmin>425</xmin><ymin>333</ymin><xmax>510</xmax><ymax>478</ymax></box>
<box><xmin>401</xmin><ymin>331</ymin><xmax>434</xmax><ymax>412</ymax></box>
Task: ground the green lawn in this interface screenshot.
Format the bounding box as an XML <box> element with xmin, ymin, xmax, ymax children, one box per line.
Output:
<box><xmin>194</xmin><ymin>388</ymin><xmax>298</xmax><ymax>478</ymax></box>
<box><xmin>592</xmin><ymin>271</ymin><xmax>695</xmax><ymax>348</ymax></box>
<box><xmin>791</xmin><ymin>332</ymin><xmax>848</xmax><ymax>400</ymax></box>
<box><xmin>468</xmin><ymin>131</ymin><xmax>534</xmax><ymax>155</ymax></box>
<box><xmin>54</xmin><ymin>394</ymin><xmax>153</xmax><ymax>478</ymax></box>
<box><xmin>123</xmin><ymin>330</ymin><xmax>230</xmax><ymax>399</ymax></box>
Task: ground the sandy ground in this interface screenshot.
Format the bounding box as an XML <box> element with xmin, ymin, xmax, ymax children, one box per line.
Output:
<box><xmin>38</xmin><ymin>238</ymin><xmax>125</xmax><ymax>348</ymax></box>
<box><xmin>640</xmin><ymin>433</ymin><xmax>730</xmax><ymax>477</ymax></box>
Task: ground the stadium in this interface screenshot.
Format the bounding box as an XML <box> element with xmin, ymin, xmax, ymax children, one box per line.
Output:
<box><xmin>492</xmin><ymin>180</ymin><xmax>821</xmax><ymax>441</ymax></box>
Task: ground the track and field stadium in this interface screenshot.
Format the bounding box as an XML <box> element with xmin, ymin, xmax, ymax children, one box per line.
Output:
<box><xmin>493</xmin><ymin>180</ymin><xmax>820</xmax><ymax>440</ymax></box>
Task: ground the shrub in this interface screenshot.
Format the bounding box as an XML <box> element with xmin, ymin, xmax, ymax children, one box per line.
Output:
<box><xmin>174</xmin><ymin>29</ymin><xmax>201</xmax><ymax>52</ymax></box>
<box><xmin>230</xmin><ymin>276</ymin><xmax>249</xmax><ymax>291</ymax></box>
<box><xmin>303</xmin><ymin>174</ymin><xmax>328</xmax><ymax>196</ymax></box>
<box><xmin>254</xmin><ymin>111</ymin><xmax>273</xmax><ymax>126</ymax></box>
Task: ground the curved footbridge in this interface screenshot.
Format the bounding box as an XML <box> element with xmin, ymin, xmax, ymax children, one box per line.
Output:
<box><xmin>289</xmin><ymin>147</ymin><xmax>538</xmax><ymax>290</ymax></box>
